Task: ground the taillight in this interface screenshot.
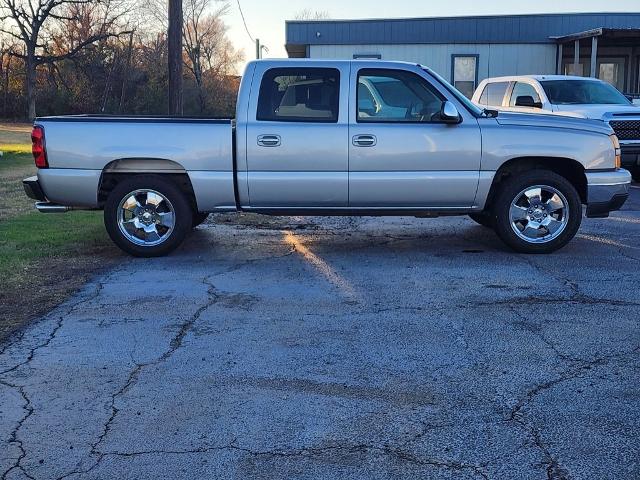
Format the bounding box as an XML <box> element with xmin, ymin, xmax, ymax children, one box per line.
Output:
<box><xmin>32</xmin><ymin>125</ymin><xmax>48</xmax><ymax>168</ymax></box>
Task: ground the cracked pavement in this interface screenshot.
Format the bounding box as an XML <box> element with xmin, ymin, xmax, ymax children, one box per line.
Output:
<box><xmin>1</xmin><ymin>189</ymin><xmax>640</xmax><ymax>479</ymax></box>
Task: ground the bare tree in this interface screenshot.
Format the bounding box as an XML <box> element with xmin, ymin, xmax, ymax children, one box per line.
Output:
<box><xmin>294</xmin><ymin>9</ymin><xmax>330</xmax><ymax>21</ymax></box>
<box><xmin>146</xmin><ymin>0</ymin><xmax>242</xmax><ymax>113</ymax></box>
<box><xmin>0</xmin><ymin>0</ymin><xmax>127</xmax><ymax>119</ymax></box>
<box><xmin>183</xmin><ymin>0</ymin><xmax>241</xmax><ymax>112</ymax></box>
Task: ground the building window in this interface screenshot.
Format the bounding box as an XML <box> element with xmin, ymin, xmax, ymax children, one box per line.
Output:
<box><xmin>451</xmin><ymin>55</ymin><xmax>478</xmax><ymax>99</ymax></box>
<box><xmin>562</xmin><ymin>57</ymin><xmax>626</xmax><ymax>91</ymax></box>
<box><xmin>257</xmin><ymin>68</ymin><xmax>340</xmax><ymax>123</ymax></box>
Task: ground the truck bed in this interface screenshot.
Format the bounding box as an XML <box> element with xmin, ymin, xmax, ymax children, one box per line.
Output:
<box><xmin>35</xmin><ymin>115</ymin><xmax>236</xmax><ymax>211</ymax></box>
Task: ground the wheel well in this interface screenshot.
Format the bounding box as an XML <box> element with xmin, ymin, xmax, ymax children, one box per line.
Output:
<box><xmin>98</xmin><ymin>172</ymin><xmax>198</xmax><ymax>212</ymax></box>
<box><xmin>485</xmin><ymin>157</ymin><xmax>587</xmax><ymax>210</ymax></box>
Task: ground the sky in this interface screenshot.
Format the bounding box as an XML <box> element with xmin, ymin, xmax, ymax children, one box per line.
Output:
<box><xmin>224</xmin><ymin>0</ymin><xmax>640</xmax><ymax>72</ymax></box>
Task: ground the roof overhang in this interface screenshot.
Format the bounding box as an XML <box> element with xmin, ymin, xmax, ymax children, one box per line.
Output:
<box><xmin>551</xmin><ymin>27</ymin><xmax>640</xmax><ymax>43</ymax></box>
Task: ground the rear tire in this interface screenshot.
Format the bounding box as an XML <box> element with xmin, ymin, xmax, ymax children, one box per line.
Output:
<box><xmin>492</xmin><ymin>170</ymin><xmax>582</xmax><ymax>254</ymax></box>
<box><xmin>468</xmin><ymin>212</ymin><xmax>494</xmax><ymax>228</ymax></box>
<box><xmin>104</xmin><ymin>176</ymin><xmax>192</xmax><ymax>257</ymax></box>
<box><xmin>631</xmin><ymin>167</ymin><xmax>640</xmax><ymax>183</ymax></box>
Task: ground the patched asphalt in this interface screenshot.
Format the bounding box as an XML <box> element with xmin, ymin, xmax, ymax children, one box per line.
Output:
<box><xmin>1</xmin><ymin>188</ymin><xmax>639</xmax><ymax>479</ymax></box>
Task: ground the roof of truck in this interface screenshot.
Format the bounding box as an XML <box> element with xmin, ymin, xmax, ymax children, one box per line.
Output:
<box><xmin>480</xmin><ymin>75</ymin><xmax>605</xmax><ymax>83</ymax></box>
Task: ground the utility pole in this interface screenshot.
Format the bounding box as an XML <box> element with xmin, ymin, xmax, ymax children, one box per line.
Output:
<box><xmin>255</xmin><ymin>39</ymin><xmax>268</xmax><ymax>60</ymax></box>
<box><xmin>168</xmin><ymin>0</ymin><xmax>183</xmax><ymax>115</ymax></box>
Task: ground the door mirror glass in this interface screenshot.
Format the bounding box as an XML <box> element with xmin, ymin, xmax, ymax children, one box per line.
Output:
<box><xmin>515</xmin><ymin>95</ymin><xmax>542</xmax><ymax>108</ymax></box>
<box><xmin>441</xmin><ymin>101</ymin><xmax>461</xmax><ymax>123</ymax></box>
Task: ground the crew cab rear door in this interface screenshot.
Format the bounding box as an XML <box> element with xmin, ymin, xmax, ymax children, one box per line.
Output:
<box><xmin>348</xmin><ymin>65</ymin><xmax>481</xmax><ymax>208</ymax></box>
<box><xmin>244</xmin><ymin>63</ymin><xmax>350</xmax><ymax>208</ymax></box>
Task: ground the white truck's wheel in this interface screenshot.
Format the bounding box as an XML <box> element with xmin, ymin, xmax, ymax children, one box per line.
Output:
<box><xmin>493</xmin><ymin>170</ymin><xmax>582</xmax><ymax>254</ymax></box>
<box><xmin>104</xmin><ymin>176</ymin><xmax>192</xmax><ymax>257</ymax></box>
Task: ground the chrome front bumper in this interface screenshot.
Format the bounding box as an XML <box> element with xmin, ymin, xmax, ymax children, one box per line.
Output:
<box><xmin>585</xmin><ymin>169</ymin><xmax>632</xmax><ymax>218</ymax></box>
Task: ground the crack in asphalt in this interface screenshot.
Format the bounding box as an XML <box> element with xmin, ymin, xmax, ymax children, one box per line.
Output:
<box><xmin>0</xmin><ymin>281</ymin><xmax>106</xmax><ymax>377</ymax></box>
<box><xmin>0</xmin><ymin>379</ymin><xmax>36</xmax><ymax>480</ymax></box>
<box><xmin>491</xmin><ymin>255</ymin><xmax>640</xmax><ymax>480</ymax></box>
<box><xmin>506</xmin><ymin>345</ymin><xmax>640</xmax><ymax>480</ymax></box>
<box><xmin>0</xmin><ymin>278</ymin><xmax>111</xmax><ymax>480</ymax></box>
<box><xmin>90</xmin><ymin>442</ymin><xmax>489</xmax><ymax>479</ymax></box>
<box><xmin>55</xmin><ymin>275</ymin><xmax>220</xmax><ymax>480</ymax></box>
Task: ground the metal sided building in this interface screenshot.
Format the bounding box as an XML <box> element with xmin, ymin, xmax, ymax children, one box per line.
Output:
<box><xmin>285</xmin><ymin>12</ymin><xmax>640</xmax><ymax>98</ymax></box>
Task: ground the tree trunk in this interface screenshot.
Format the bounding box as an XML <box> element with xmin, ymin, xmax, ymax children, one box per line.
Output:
<box><xmin>3</xmin><ymin>54</ymin><xmax>9</xmax><ymax>118</ymax></box>
<box><xmin>25</xmin><ymin>53</ymin><xmax>37</xmax><ymax>120</ymax></box>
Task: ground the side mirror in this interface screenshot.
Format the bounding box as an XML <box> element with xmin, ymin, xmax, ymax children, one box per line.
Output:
<box><xmin>515</xmin><ymin>95</ymin><xmax>542</xmax><ymax>109</ymax></box>
<box><xmin>441</xmin><ymin>101</ymin><xmax>461</xmax><ymax>124</ymax></box>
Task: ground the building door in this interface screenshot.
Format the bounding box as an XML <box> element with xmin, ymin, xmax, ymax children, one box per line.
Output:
<box><xmin>349</xmin><ymin>67</ymin><xmax>481</xmax><ymax>208</ymax></box>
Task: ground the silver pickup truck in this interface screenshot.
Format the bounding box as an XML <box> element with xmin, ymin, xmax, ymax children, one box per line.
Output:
<box><xmin>23</xmin><ymin>59</ymin><xmax>631</xmax><ymax>257</ymax></box>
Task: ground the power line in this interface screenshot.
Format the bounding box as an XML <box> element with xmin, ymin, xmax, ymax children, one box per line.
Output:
<box><xmin>236</xmin><ymin>0</ymin><xmax>255</xmax><ymax>43</ymax></box>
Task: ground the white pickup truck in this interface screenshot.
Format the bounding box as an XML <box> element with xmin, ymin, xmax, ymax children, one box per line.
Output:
<box><xmin>472</xmin><ymin>75</ymin><xmax>640</xmax><ymax>181</ymax></box>
<box><xmin>23</xmin><ymin>60</ymin><xmax>630</xmax><ymax>257</ymax></box>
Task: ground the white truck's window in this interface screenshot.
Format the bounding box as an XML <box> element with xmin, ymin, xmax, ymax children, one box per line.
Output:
<box><xmin>540</xmin><ymin>80</ymin><xmax>630</xmax><ymax>105</ymax></box>
<box><xmin>479</xmin><ymin>82</ymin><xmax>509</xmax><ymax>106</ymax></box>
<box><xmin>509</xmin><ymin>82</ymin><xmax>541</xmax><ymax>107</ymax></box>
<box><xmin>257</xmin><ymin>68</ymin><xmax>340</xmax><ymax>123</ymax></box>
<box><xmin>357</xmin><ymin>69</ymin><xmax>444</xmax><ymax>123</ymax></box>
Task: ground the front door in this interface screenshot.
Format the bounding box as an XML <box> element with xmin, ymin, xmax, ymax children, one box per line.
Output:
<box><xmin>349</xmin><ymin>67</ymin><xmax>482</xmax><ymax>208</ymax></box>
<box><xmin>245</xmin><ymin>65</ymin><xmax>349</xmax><ymax>208</ymax></box>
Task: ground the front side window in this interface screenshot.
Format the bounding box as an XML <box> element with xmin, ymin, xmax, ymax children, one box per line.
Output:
<box><xmin>357</xmin><ymin>69</ymin><xmax>444</xmax><ymax>123</ymax></box>
<box><xmin>452</xmin><ymin>55</ymin><xmax>478</xmax><ymax>99</ymax></box>
<box><xmin>540</xmin><ymin>80</ymin><xmax>630</xmax><ymax>105</ymax></box>
<box><xmin>509</xmin><ymin>82</ymin><xmax>541</xmax><ymax>107</ymax></box>
<box><xmin>257</xmin><ymin>68</ymin><xmax>340</xmax><ymax>122</ymax></box>
<box><xmin>479</xmin><ymin>82</ymin><xmax>509</xmax><ymax>106</ymax></box>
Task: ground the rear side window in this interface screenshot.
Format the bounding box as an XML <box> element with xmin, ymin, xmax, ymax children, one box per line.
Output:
<box><xmin>257</xmin><ymin>68</ymin><xmax>340</xmax><ymax>123</ymax></box>
<box><xmin>478</xmin><ymin>82</ymin><xmax>509</xmax><ymax>106</ymax></box>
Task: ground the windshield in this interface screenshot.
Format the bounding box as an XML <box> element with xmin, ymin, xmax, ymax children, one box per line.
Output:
<box><xmin>540</xmin><ymin>80</ymin><xmax>631</xmax><ymax>105</ymax></box>
<box><xmin>421</xmin><ymin>67</ymin><xmax>484</xmax><ymax>117</ymax></box>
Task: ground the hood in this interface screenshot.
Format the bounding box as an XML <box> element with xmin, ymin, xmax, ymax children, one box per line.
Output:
<box><xmin>494</xmin><ymin>111</ymin><xmax>613</xmax><ymax>136</ymax></box>
<box><xmin>553</xmin><ymin>104</ymin><xmax>640</xmax><ymax>120</ymax></box>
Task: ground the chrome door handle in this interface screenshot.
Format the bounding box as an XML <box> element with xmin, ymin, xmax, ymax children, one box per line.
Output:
<box><xmin>257</xmin><ymin>134</ymin><xmax>281</xmax><ymax>147</ymax></box>
<box><xmin>352</xmin><ymin>134</ymin><xmax>377</xmax><ymax>147</ymax></box>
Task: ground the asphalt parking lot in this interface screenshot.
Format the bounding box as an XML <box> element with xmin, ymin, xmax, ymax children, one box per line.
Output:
<box><xmin>1</xmin><ymin>186</ymin><xmax>639</xmax><ymax>480</ymax></box>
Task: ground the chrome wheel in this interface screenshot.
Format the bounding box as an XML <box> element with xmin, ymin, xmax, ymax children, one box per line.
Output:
<box><xmin>117</xmin><ymin>189</ymin><xmax>175</xmax><ymax>247</ymax></box>
<box><xmin>509</xmin><ymin>185</ymin><xmax>569</xmax><ymax>244</ymax></box>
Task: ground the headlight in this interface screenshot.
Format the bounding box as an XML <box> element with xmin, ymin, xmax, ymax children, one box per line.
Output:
<box><xmin>610</xmin><ymin>134</ymin><xmax>622</xmax><ymax>169</ymax></box>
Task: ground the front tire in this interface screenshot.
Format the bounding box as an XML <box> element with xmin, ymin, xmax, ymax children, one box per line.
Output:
<box><xmin>492</xmin><ymin>170</ymin><xmax>582</xmax><ymax>254</ymax></box>
<box><xmin>104</xmin><ymin>176</ymin><xmax>192</xmax><ymax>257</ymax></box>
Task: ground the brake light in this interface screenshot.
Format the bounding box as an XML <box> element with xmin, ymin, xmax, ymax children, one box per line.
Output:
<box><xmin>32</xmin><ymin>125</ymin><xmax>48</xmax><ymax>168</ymax></box>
